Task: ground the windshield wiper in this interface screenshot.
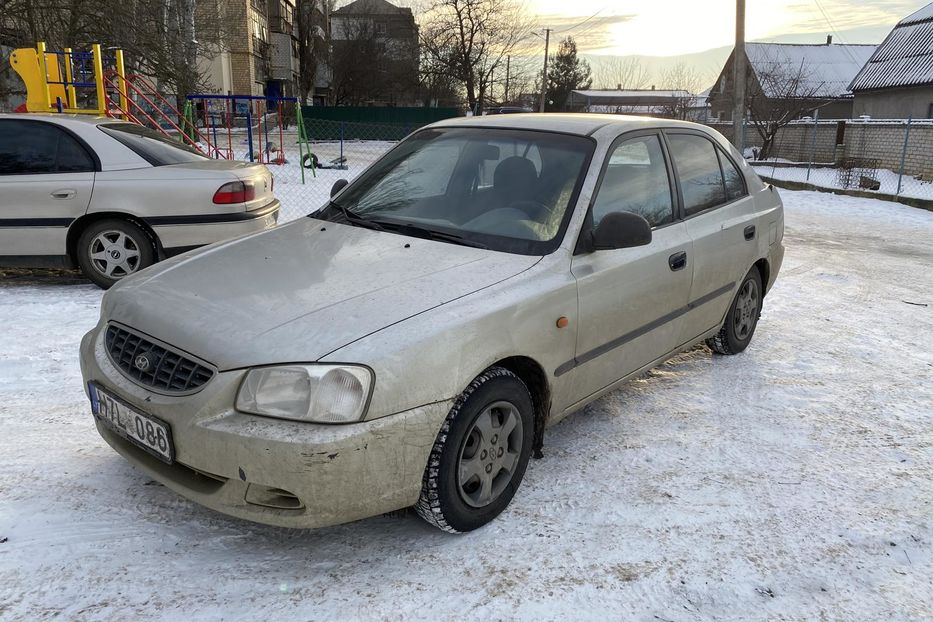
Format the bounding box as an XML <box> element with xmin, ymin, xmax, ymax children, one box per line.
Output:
<box><xmin>369</xmin><ymin>221</ymin><xmax>489</xmax><ymax>249</ymax></box>
<box><xmin>325</xmin><ymin>200</ymin><xmax>387</xmax><ymax>231</ymax></box>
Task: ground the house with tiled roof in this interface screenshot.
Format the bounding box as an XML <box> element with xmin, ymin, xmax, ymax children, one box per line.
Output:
<box><xmin>849</xmin><ymin>3</ymin><xmax>933</xmax><ymax>119</ymax></box>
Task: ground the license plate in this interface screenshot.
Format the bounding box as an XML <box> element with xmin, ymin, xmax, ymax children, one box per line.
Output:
<box><xmin>89</xmin><ymin>383</ymin><xmax>174</xmax><ymax>463</ymax></box>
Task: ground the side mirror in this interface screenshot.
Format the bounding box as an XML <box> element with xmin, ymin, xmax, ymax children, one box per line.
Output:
<box><xmin>331</xmin><ymin>179</ymin><xmax>349</xmax><ymax>198</ymax></box>
<box><xmin>592</xmin><ymin>212</ymin><xmax>652</xmax><ymax>250</ymax></box>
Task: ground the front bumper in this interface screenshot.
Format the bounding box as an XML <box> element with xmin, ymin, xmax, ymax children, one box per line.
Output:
<box><xmin>80</xmin><ymin>324</ymin><xmax>451</xmax><ymax>529</ymax></box>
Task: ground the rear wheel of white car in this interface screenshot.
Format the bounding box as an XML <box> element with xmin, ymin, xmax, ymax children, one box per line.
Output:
<box><xmin>77</xmin><ymin>219</ymin><xmax>155</xmax><ymax>289</ymax></box>
<box><xmin>415</xmin><ymin>367</ymin><xmax>534</xmax><ymax>533</ymax></box>
<box><xmin>707</xmin><ymin>267</ymin><xmax>763</xmax><ymax>355</ymax></box>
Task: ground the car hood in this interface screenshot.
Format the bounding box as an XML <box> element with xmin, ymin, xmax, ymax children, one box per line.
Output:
<box><xmin>103</xmin><ymin>218</ymin><xmax>540</xmax><ymax>370</ymax></box>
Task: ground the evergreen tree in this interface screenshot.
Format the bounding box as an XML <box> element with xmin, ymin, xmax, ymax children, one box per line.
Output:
<box><xmin>545</xmin><ymin>37</ymin><xmax>592</xmax><ymax>112</ymax></box>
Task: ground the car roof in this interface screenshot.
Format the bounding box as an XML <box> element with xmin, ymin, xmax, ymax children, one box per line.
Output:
<box><xmin>0</xmin><ymin>113</ymin><xmax>117</xmax><ymax>127</ymax></box>
<box><xmin>429</xmin><ymin>113</ymin><xmax>709</xmax><ymax>136</ymax></box>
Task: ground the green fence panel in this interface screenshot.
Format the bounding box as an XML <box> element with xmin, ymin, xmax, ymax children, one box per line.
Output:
<box><xmin>300</xmin><ymin>106</ymin><xmax>459</xmax><ymax>140</ymax></box>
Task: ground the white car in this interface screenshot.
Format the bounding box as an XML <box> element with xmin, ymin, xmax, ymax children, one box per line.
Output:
<box><xmin>0</xmin><ymin>113</ymin><xmax>280</xmax><ymax>288</ymax></box>
<box><xmin>80</xmin><ymin>114</ymin><xmax>784</xmax><ymax>532</ymax></box>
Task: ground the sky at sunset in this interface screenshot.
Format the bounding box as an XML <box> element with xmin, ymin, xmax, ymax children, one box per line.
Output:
<box><xmin>529</xmin><ymin>0</ymin><xmax>930</xmax><ymax>56</ymax></box>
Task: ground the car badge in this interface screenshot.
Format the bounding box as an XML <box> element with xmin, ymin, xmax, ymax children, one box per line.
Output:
<box><xmin>134</xmin><ymin>353</ymin><xmax>152</xmax><ymax>372</ymax></box>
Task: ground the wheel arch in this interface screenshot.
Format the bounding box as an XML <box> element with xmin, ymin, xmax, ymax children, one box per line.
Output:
<box><xmin>753</xmin><ymin>257</ymin><xmax>770</xmax><ymax>296</ymax></box>
<box><xmin>489</xmin><ymin>355</ymin><xmax>550</xmax><ymax>459</ymax></box>
<box><xmin>67</xmin><ymin>212</ymin><xmax>162</xmax><ymax>267</ymax></box>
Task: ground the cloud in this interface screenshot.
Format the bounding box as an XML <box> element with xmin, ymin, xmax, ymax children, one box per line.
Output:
<box><xmin>533</xmin><ymin>13</ymin><xmax>638</xmax><ymax>52</ymax></box>
<box><xmin>782</xmin><ymin>0</ymin><xmax>926</xmax><ymax>33</ymax></box>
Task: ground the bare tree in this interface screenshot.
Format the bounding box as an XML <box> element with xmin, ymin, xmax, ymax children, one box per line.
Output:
<box><xmin>657</xmin><ymin>61</ymin><xmax>705</xmax><ymax>120</ymax></box>
<box><xmin>329</xmin><ymin>16</ymin><xmax>418</xmax><ymax>106</ymax></box>
<box><xmin>419</xmin><ymin>0</ymin><xmax>531</xmax><ymax>113</ymax></box>
<box><xmin>1</xmin><ymin>0</ymin><xmax>237</xmax><ymax>110</ymax></box>
<box><xmin>419</xmin><ymin>52</ymin><xmax>462</xmax><ymax>107</ymax></box>
<box><xmin>745</xmin><ymin>57</ymin><xmax>829</xmax><ymax>160</ymax></box>
<box><xmin>296</xmin><ymin>0</ymin><xmax>334</xmax><ymax>104</ymax></box>
<box><xmin>592</xmin><ymin>56</ymin><xmax>650</xmax><ymax>90</ymax></box>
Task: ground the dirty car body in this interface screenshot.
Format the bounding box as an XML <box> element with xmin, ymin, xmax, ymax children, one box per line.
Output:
<box><xmin>80</xmin><ymin>114</ymin><xmax>784</xmax><ymax>531</ymax></box>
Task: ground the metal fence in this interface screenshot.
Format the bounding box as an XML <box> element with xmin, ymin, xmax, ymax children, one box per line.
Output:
<box><xmin>706</xmin><ymin>118</ymin><xmax>933</xmax><ymax>204</ymax></box>
<box><xmin>248</xmin><ymin>116</ymin><xmax>933</xmax><ymax>222</ymax></box>
<box><xmin>262</xmin><ymin>119</ymin><xmax>404</xmax><ymax>222</ymax></box>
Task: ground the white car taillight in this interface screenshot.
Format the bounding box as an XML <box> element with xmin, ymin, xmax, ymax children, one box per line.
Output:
<box><xmin>213</xmin><ymin>181</ymin><xmax>256</xmax><ymax>204</ymax></box>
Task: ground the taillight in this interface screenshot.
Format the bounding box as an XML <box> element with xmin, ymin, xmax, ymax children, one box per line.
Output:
<box><xmin>213</xmin><ymin>181</ymin><xmax>256</xmax><ymax>204</ymax></box>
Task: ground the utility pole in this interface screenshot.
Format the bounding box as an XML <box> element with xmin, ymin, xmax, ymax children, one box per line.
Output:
<box><xmin>538</xmin><ymin>28</ymin><xmax>551</xmax><ymax>113</ymax></box>
<box><xmin>732</xmin><ymin>0</ymin><xmax>746</xmax><ymax>152</ymax></box>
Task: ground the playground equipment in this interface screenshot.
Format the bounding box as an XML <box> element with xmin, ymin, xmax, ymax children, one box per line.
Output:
<box><xmin>8</xmin><ymin>42</ymin><xmax>221</xmax><ymax>157</ymax></box>
<box><xmin>10</xmin><ymin>42</ymin><xmax>123</xmax><ymax>115</ymax></box>
<box><xmin>8</xmin><ymin>42</ymin><xmax>325</xmax><ymax>183</ymax></box>
<box><xmin>184</xmin><ymin>94</ymin><xmax>316</xmax><ymax>182</ymax></box>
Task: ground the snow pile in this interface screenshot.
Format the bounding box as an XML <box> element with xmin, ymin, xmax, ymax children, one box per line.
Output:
<box><xmin>753</xmin><ymin>163</ymin><xmax>933</xmax><ymax>201</ymax></box>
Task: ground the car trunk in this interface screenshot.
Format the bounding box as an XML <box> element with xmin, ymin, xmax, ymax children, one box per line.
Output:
<box><xmin>233</xmin><ymin>163</ymin><xmax>275</xmax><ymax>211</ymax></box>
<box><xmin>156</xmin><ymin>160</ymin><xmax>276</xmax><ymax>212</ymax></box>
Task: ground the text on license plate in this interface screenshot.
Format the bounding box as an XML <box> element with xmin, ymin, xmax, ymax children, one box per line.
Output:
<box><xmin>89</xmin><ymin>383</ymin><xmax>174</xmax><ymax>463</ymax></box>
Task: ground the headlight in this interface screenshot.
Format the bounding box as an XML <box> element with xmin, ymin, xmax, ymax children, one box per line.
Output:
<box><xmin>235</xmin><ymin>364</ymin><xmax>373</xmax><ymax>423</ymax></box>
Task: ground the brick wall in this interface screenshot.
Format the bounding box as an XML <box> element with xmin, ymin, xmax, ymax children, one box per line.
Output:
<box><xmin>706</xmin><ymin>120</ymin><xmax>933</xmax><ymax>179</ymax></box>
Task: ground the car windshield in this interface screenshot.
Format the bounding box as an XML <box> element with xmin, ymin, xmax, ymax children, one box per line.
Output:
<box><xmin>99</xmin><ymin>123</ymin><xmax>207</xmax><ymax>166</ymax></box>
<box><xmin>313</xmin><ymin>127</ymin><xmax>594</xmax><ymax>255</ymax></box>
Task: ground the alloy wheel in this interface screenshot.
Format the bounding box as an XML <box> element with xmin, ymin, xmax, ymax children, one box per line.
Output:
<box><xmin>89</xmin><ymin>230</ymin><xmax>142</xmax><ymax>279</ymax></box>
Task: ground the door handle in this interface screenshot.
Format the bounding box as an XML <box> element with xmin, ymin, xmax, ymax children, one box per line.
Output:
<box><xmin>668</xmin><ymin>251</ymin><xmax>687</xmax><ymax>271</ymax></box>
<box><xmin>51</xmin><ymin>189</ymin><xmax>76</xmax><ymax>200</ymax></box>
<box><xmin>744</xmin><ymin>225</ymin><xmax>756</xmax><ymax>241</ymax></box>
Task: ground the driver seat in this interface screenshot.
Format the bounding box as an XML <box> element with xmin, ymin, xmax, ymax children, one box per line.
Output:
<box><xmin>492</xmin><ymin>156</ymin><xmax>539</xmax><ymax>210</ymax></box>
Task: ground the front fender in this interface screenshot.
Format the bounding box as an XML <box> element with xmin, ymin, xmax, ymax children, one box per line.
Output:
<box><xmin>323</xmin><ymin>254</ymin><xmax>578</xmax><ymax>420</ymax></box>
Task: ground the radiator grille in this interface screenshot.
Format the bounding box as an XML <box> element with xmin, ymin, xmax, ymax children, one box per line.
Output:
<box><xmin>105</xmin><ymin>324</ymin><xmax>214</xmax><ymax>393</ymax></box>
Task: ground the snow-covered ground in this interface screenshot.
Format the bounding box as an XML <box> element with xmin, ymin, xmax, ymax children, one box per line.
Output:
<box><xmin>753</xmin><ymin>163</ymin><xmax>933</xmax><ymax>202</ymax></box>
<box><xmin>1</xmin><ymin>190</ymin><xmax>932</xmax><ymax>621</ymax></box>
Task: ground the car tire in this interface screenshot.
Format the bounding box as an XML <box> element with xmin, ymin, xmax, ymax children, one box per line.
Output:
<box><xmin>76</xmin><ymin>219</ymin><xmax>156</xmax><ymax>289</ymax></box>
<box><xmin>707</xmin><ymin>267</ymin><xmax>763</xmax><ymax>355</ymax></box>
<box><xmin>415</xmin><ymin>367</ymin><xmax>534</xmax><ymax>533</ymax></box>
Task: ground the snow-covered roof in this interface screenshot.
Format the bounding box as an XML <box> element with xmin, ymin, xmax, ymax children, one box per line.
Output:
<box><xmin>746</xmin><ymin>42</ymin><xmax>877</xmax><ymax>98</ymax></box>
<box><xmin>572</xmin><ymin>89</ymin><xmax>690</xmax><ymax>99</ymax></box>
<box><xmin>849</xmin><ymin>2</ymin><xmax>933</xmax><ymax>92</ymax></box>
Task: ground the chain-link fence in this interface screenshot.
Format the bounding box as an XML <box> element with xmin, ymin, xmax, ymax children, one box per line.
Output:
<box><xmin>215</xmin><ymin>114</ymin><xmax>933</xmax><ymax>222</ymax></box>
<box><xmin>706</xmin><ymin>119</ymin><xmax>933</xmax><ymax>204</ymax></box>
<box><xmin>211</xmin><ymin>119</ymin><xmax>405</xmax><ymax>222</ymax></box>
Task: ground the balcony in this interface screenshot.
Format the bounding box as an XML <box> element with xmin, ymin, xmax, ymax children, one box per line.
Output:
<box><xmin>269</xmin><ymin>32</ymin><xmax>298</xmax><ymax>80</ymax></box>
<box><xmin>270</xmin><ymin>16</ymin><xmax>294</xmax><ymax>35</ymax></box>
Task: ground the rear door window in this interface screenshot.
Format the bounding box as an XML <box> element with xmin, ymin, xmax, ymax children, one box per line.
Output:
<box><xmin>718</xmin><ymin>149</ymin><xmax>747</xmax><ymax>201</ymax></box>
<box><xmin>0</xmin><ymin>119</ymin><xmax>95</xmax><ymax>175</ymax></box>
<box><xmin>667</xmin><ymin>133</ymin><xmax>727</xmax><ymax>216</ymax></box>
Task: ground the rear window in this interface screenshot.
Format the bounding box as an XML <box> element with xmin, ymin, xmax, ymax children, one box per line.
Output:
<box><xmin>100</xmin><ymin>123</ymin><xmax>207</xmax><ymax>166</ymax></box>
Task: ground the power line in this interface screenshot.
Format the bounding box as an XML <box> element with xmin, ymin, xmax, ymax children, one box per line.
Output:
<box><xmin>812</xmin><ymin>0</ymin><xmax>861</xmax><ymax>66</ymax></box>
<box><xmin>554</xmin><ymin>7</ymin><xmax>608</xmax><ymax>35</ymax></box>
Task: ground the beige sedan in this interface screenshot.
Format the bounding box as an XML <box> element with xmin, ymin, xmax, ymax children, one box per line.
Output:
<box><xmin>80</xmin><ymin>114</ymin><xmax>784</xmax><ymax>532</ymax></box>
